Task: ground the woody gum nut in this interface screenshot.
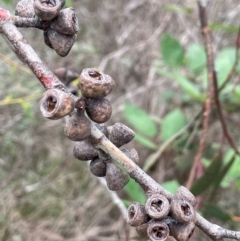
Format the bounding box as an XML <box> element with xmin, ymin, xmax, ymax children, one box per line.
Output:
<box><xmin>145</xmin><ymin>193</ymin><xmax>170</xmax><ymax>220</ymax></box>
<box><xmin>169</xmin><ymin>221</ymin><xmax>195</xmax><ymax>241</ymax></box>
<box><xmin>170</xmin><ymin>199</ymin><xmax>196</xmax><ymax>223</ymax></box>
<box><xmin>40</xmin><ymin>88</ymin><xmax>74</xmax><ymax>120</ymax></box>
<box><xmin>107</xmin><ymin>123</ymin><xmax>135</xmax><ymax>147</ymax></box>
<box><xmin>43</xmin><ymin>30</ymin><xmax>53</xmax><ymax>49</ymax></box>
<box><xmin>105</xmin><ymin>162</ymin><xmax>130</xmax><ymax>191</ymax></box>
<box><xmin>121</xmin><ymin>148</ymin><xmax>139</xmax><ymax>164</ymax></box>
<box><xmin>34</xmin><ymin>0</ymin><xmax>65</xmax><ymax>21</ymax></box>
<box><xmin>174</xmin><ymin>186</ymin><xmax>196</xmax><ymax>207</ymax></box>
<box><xmin>73</xmin><ymin>139</ymin><xmax>98</xmax><ymax>161</ymax></box>
<box><xmin>147</xmin><ymin>221</ymin><xmax>169</xmax><ymax>241</ymax></box>
<box><xmin>47</xmin><ymin>28</ymin><xmax>76</xmax><ymax>57</ymax></box>
<box><xmin>90</xmin><ymin>158</ymin><xmax>107</xmax><ymax>177</ymax></box>
<box><xmin>50</xmin><ymin>8</ymin><xmax>79</xmax><ymax>35</ymax></box>
<box><xmin>64</xmin><ymin>109</ymin><xmax>91</xmax><ymax>141</ymax></box>
<box><xmin>126</xmin><ymin>202</ymin><xmax>149</xmax><ymax>227</ymax></box>
<box><xmin>15</xmin><ymin>0</ymin><xmax>35</xmax><ymax>18</ymax></box>
<box><xmin>79</xmin><ymin>68</ymin><xmax>115</xmax><ymax>98</ymax></box>
<box><xmin>136</xmin><ymin>223</ymin><xmax>149</xmax><ymax>237</ymax></box>
<box><xmin>54</xmin><ymin>67</ymin><xmax>79</xmax><ymax>86</ymax></box>
<box><xmin>85</xmin><ymin>98</ymin><xmax>112</xmax><ymax>123</ymax></box>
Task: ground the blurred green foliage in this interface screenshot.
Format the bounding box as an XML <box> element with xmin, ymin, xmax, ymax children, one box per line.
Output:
<box><xmin>123</xmin><ymin>31</ymin><xmax>240</xmax><ymax>225</ymax></box>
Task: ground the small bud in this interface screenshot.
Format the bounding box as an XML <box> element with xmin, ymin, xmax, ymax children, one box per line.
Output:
<box><xmin>50</xmin><ymin>8</ymin><xmax>79</xmax><ymax>35</ymax></box>
<box><xmin>90</xmin><ymin>158</ymin><xmax>107</xmax><ymax>177</ymax></box>
<box><xmin>121</xmin><ymin>148</ymin><xmax>139</xmax><ymax>164</ymax></box>
<box><xmin>54</xmin><ymin>67</ymin><xmax>79</xmax><ymax>86</ymax></box>
<box><xmin>34</xmin><ymin>0</ymin><xmax>65</xmax><ymax>21</ymax></box>
<box><xmin>64</xmin><ymin>108</ymin><xmax>91</xmax><ymax>142</ymax></box>
<box><xmin>126</xmin><ymin>202</ymin><xmax>149</xmax><ymax>227</ymax></box>
<box><xmin>73</xmin><ymin>139</ymin><xmax>98</xmax><ymax>161</ymax></box>
<box><xmin>136</xmin><ymin>223</ymin><xmax>149</xmax><ymax>237</ymax></box>
<box><xmin>170</xmin><ymin>199</ymin><xmax>196</xmax><ymax>223</ymax></box>
<box><xmin>147</xmin><ymin>221</ymin><xmax>169</xmax><ymax>241</ymax></box>
<box><xmin>85</xmin><ymin>98</ymin><xmax>112</xmax><ymax>123</ymax></box>
<box><xmin>15</xmin><ymin>0</ymin><xmax>35</xmax><ymax>18</ymax></box>
<box><xmin>169</xmin><ymin>221</ymin><xmax>195</xmax><ymax>241</ymax></box>
<box><xmin>107</xmin><ymin>123</ymin><xmax>135</xmax><ymax>147</ymax></box>
<box><xmin>79</xmin><ymin>69</ymin><xmax>115</xmax><ymax>99</ymax></box>
<box><xmin>145</xmin><ymin>193</ymin><xmax>170</xmax><ymax>220</ymax></box>
<box><xmin>105</xmin><ymin>161</ymin><xmax>130</xmax><ymax>191</ymax></box>
<box><xmin>47</xmin><ymin>28</ymin><xmax>76</xmax><ymax>57</ymax></box>
<box><xmin>39</xmin><ymin>88</ymin><xmax>74</xmax><ymax>120</ymax></box>
<box><xmin>43</xmin><ymin>30</ymin><xmax>53</xmax><ymax>49</ymax></box>
<box><xmin>174</xmin><ymin>186</ymin><xmax>196</xmax><ymax>207</ymax></box>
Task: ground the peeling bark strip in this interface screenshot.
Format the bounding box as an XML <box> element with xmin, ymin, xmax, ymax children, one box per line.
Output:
<box><xmin>0</xmin><ymin>8</ymin><xmax>63</xmax><ymax>89</ymax></box>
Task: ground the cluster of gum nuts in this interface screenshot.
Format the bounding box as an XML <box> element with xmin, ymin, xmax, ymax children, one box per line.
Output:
<box><xmin>126</xmin><ymin>186</ymin><xmax>196</xmax><ymax>241</ymax></box>
<box><xmin>15</xmin><ymin>0</ymin><xmax>79</xmax><ymax>56</ymax></box>
<box><xmin>39</xmin><ymin>68</ymin><xmax>197</xmax><ymax>241</ymax></box>
<box><xmin>40</xmin><ymin>68</ymin><xmax>139</xmax><ymax>191</ymax></box>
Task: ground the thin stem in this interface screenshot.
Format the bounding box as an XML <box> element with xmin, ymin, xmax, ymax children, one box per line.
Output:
<box><xmin>186</xmin><ymin>1</ymin><xmax>215</xmax><ymax>189</ymax></box>
<box><xmin>14</xmin><ymin>16</ymin><xmax>46</xmax><ymax>29</ymax></box>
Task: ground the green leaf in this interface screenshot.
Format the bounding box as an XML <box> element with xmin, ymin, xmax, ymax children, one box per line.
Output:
<box><xmin>124</xmin><ymin>179</ymin><xmax>146</xmax><ymax>204</ymax></box>
<box><xmin>65</xmin><ymin>0</ymin><xmax>73</xmax><ymax>7</ymax></box>
<box><xmin>210</xmin><ymin>23</ymin><xmax>239</xmax><ymax>33</ymax></box>
<box><xmin>215</xmin><ymin>48</ymin><xmax>236</xmax><ymax>86</ymax></box>
<box><xmin>203</xmin><ymin>204</ymin><xmax>232</xmax><ymax>222</ymax></box>
<box><xmin>155</xmin><ymin>69</ymin><xmax>205</xmax><ymax>101</ymax></box>
<box><xmin>209</xmin><ymin>154</ymin><xmax>235</xmax><ymax>201</ymax></box>
<box><xmin>121</xmin><ymin>199</ymin><xmax>132</xmax><ymax>208</ymax></box>
<box><xmin>134</xmin><ymin>133</ymin><xmax>158</xmax><ymax>150</ymax></box>
<box><xmin>191</xmin><ymin>154</ymin><xmax>223</xmax><ymax>196</ymax></box>
<box><xmin>161</xmin><ymin>180</ymin><xmax>180</xmax><ymax>194</ymax></box>
<box><xmin>3</xmin><ymin>0</ymin><xmax>12</xmax><ymax>3</ymax></box>
<box><xmin>160</xmin><ymin>109</ymin><xmax>187</xmax><ymax>141</ymax></box>
<box><xmin>186</xmin><ymin>44</ymin><xmax>206</xmax><ymax>73</ymax></box>
<box><xmin>173</xmin><ymin>71</ymin><xmax>206</xmax><ymax>101</ymax></box>
<box><xmin>124</xmin><ymin>103</ymin><xmax>157</xmax><ymax>137</ymax></box>
<box><xmin>221</xmin><ymin>149</ymin><xmax>240</xmax><ymax>188</ymax></box>
<box><xmin>160</xmin><ymin>34</ymin><xmax>184</xmax><ymax>68</ymax></box>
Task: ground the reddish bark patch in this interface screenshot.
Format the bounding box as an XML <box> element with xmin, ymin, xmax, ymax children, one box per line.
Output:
<box><xmin>40</xmin><ymin>76</ymin><xmax>53</xmax><ymax>89</ymax></box>
<box><xmin>0</xmin><ymin>8</ymin><xmax>10</xmax><ymax>21</ymax></box>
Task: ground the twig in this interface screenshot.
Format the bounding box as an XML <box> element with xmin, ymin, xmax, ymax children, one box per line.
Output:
<box><xmin>0</xmin><ymin>9</ymin><xmax>63</xmax><ymax>90</ymax></box>
<box><xmin>186</xmin><ymin>0</ymin><xmax>215</xmax><ymax>190</ymax></box>
<box><xmin>96</xmin><ymin>177</ymin><xmax>127</xmax><ymax>217</ymax></box>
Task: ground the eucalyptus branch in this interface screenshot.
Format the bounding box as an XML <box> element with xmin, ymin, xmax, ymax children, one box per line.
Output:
<box><xmin>0</xmin><ymin>8</ymin><xmax>64</xmax><ymax>90</ymax></box>
<box><xmin>1</xmin><ymin>4</ymin><xmax>240</xmax><ymax>241</ymax></box>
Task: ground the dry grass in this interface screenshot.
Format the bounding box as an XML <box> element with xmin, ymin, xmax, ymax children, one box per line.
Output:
<box><xmin>0</xmin><ymin>0</ymin><xmax>240</xmax><ymax>240</ymax></box>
